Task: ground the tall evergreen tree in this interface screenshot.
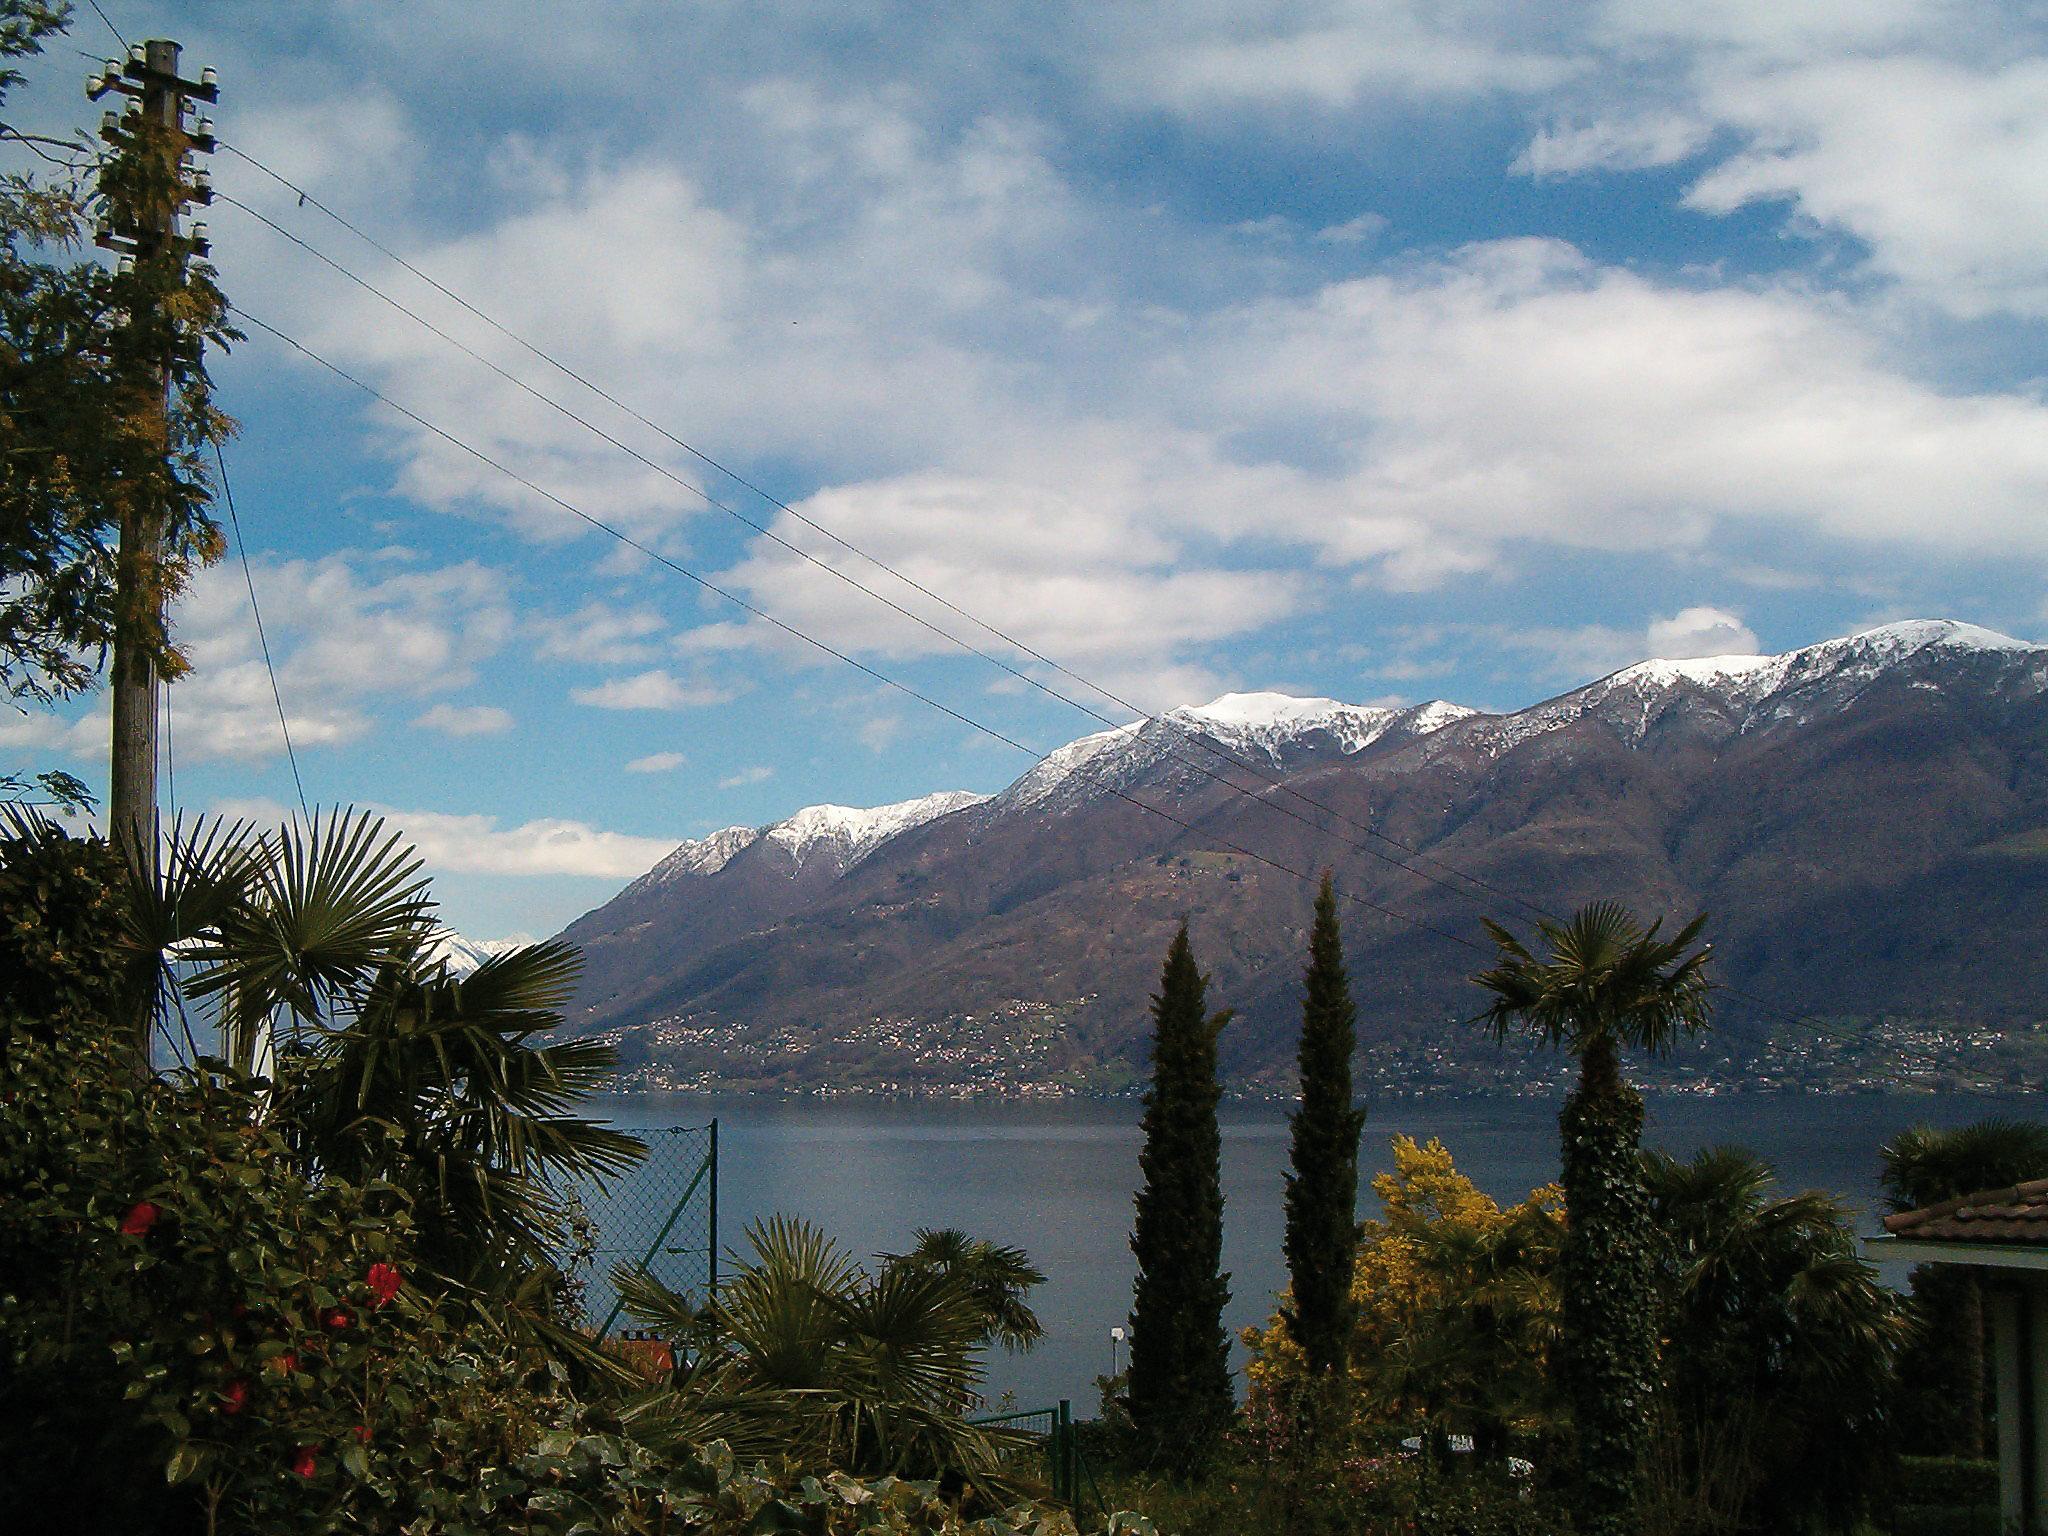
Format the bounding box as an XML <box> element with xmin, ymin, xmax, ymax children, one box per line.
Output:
<box><xmin>1282</xmin><ymin>873</ymin><xmax>1365</xmax><ymax>1380</ymax></box>
<box><xmin>1126</xmin><ymin>922</ymin><xmax>1233</xmax><ymax>1472</ymax></box>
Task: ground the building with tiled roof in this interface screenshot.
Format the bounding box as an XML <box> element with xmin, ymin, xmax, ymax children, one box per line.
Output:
<box><xmin>1869</xmin><ymin>1177</ymin><xmax>2048</xmax><ymax>1533</ymax></box>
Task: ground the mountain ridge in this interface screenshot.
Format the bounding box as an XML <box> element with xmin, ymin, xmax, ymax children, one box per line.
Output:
<box><xmin>553</xmin><ymin>619</ymin><xmax>2048</xmax><ymax>1093</ymax></box>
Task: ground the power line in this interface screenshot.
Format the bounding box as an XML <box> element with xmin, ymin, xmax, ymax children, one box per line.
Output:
<box><xmin>84</xmin><ymin>0</ymin><xmax>127</xmax><ymax>49</ymax></box>
<box><xmin>228</xmin><ymin>305</ymin><xmax>2022</xmax><ymax>1089</ymax></box>
<box><xmin>215</xmin><ymin>438</ymin><xmax>310</xmax><ymax>822</ymax></box>
<box><xmin>214</xmin><ymin>185</ymin><xmax>1545</xmax><ymax>927</ymax></box>
<box><xmin>214</xmin><ymin>149</ymin><xmax>1545</xmax><ymax>924</ymax></box>
<box><xmin>212</xmin><ymin>177</ymin><xmax>1982</xmax><ymax>1083</ymax></box>
<box><xmin>213</xmin><ymin>166</ymin><xmax>2017</xmax><ymax>1091</ymax></box>
<box><xmin>228</xmin><ymin>302</ymin><xmax>1484</xmax><ymax>956</ymax></box>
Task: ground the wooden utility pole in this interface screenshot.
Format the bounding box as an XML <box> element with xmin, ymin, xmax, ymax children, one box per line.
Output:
<box><xmin>89</xmin><ymin>41</ymin><xmax>217</xmax><ymax>858</ymax></box>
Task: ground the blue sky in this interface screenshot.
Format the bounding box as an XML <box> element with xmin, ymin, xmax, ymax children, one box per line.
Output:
<box><xmin>6</xmin><ymin>1</ymin><xmax>2047</xmax><ymax>938</ymax></box>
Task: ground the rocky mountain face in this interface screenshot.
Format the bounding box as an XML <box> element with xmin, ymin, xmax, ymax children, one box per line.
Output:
<box><xmin>553</xmin><ymin>621</ymin><xmax>2048</xmax><ymax>1093</ymax></box>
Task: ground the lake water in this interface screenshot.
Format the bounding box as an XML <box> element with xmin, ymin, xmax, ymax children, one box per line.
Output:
<box><xmin>588</xmin><ymin>1091</ymin><xmax>2040</xmax><ymax>1409</ymax></box>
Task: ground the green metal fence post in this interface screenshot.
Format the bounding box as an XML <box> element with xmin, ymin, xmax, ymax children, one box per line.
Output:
<box><xmin>1057</xmin><ymin>1399</ymin><xmax>1074</xmax><ymax>1503</ymax></box>
<box><xmin>708</xmin><ymin>1119</ymin><xmax>719</xmax><ymax>1295</ymax></box>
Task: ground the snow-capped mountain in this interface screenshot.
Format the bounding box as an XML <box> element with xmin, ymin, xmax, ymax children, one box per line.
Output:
<box><xmin>1459</xmin><ymin>619</ymin><xmax>2046</xmax><ymax>756</ymax></box>
<box><xmin>555</xmin><ymin>618</ymin><xmax>2048</xmax><ymax>1090</ymax></box>
<box><xmin>423</xmin><ymin>927</ymin><xmax>533</xmax><ymax>975</ymax></box>
<box><xmin>763</xmin><ymin>791</ymin><xmax>989</xmax><ymax>874</ymax></box>
<box><xmin>995</xmin><ymin>693</ymin><xmax>1475</xmax><ymax>816</ymax></box>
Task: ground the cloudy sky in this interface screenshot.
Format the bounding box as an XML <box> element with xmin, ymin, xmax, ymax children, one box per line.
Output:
<box><xmin>5</xmin><ymin>0</ymin><xmax>2047</xmax><ymax>937</ymax></box>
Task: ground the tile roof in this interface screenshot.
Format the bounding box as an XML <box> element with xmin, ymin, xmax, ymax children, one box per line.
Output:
<box><xmin>1884</xmin><ymin>1177</ymin><xmax>2048</xmax><ymax>1245</ymax></box>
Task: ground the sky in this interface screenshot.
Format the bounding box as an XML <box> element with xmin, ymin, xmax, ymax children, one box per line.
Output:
<box><xmin>4</xmin><ymin>0</ymin><xmax>2047</xmax><ymax>939</ymax></box>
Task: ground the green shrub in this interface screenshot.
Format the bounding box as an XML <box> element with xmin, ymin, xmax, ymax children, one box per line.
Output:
<box><xmin>0</xmin><ymin>827</ymin><xmax>1121</xmax><ymax>1533</ymax></box>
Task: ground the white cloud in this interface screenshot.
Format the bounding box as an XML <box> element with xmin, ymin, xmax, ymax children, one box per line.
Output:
<box><xmin>625</xmin><ymin>750</ymin><xmax>688</xmax><ymax>774</ymax></box>
<box><xmin>719</xmin><ymin>766</ymin><xmax>774</xmax><ymax>789</ymax></box>
<box><xmin>1514</xmin><ymin>114</ymin><xmax>1712</xmax><ymax>176</ymax></box>
<box><xmin>1090</xmin><ymin>3</ymin><xmax>1574</xmax><ymax>110</ymax></box>
<box><xmin>1313</xmin><ymin>212</ymin><xmax>1388</xmax><ymax>245</ymax></box>
<box><xmin>1188</xmin><ymin>239</ymin><xmax>2048</xmax><ymax>579</ymax></box>
<box><xmin>160</xmin><ymin>551</ymin><xmax>516</xmax><ymax>763</ymax></box>
<box><xmin>712</xmin><ymin>473</ymin><xmax>1300</xmax><ymax>708</ymax></box>
<box><xmin>0</xmin><ymin>702</ymin><xmax>106</xmax><ymax>761</ymax></box>
<box><xmin>856</xmin><ymin>715</ymin><xmax>903</xmax><ymax>753</ymax></box>
<box><xmin>1504</xmin><ymin>605</ymin><xmax>1760</xmax><ymax>682</ymax></box>
<box><xmin>571</xmin><ymin>669</ymin><xmax>736</xmax><ymax>711</ymax></box>
<box><xmin>204</xmin><ymin>796</ymin><xmax>681</xmax><ymax>879</ymax></box>
<box><xmin>414</xmin><ymin>702</ymin><xmax>515</xmax><ymax>736</ymax></box>
<box><xmin>1683</xmin><ymin>56</ymin><xmax>2048</xmax><ymax>317</ymax></box>
<box><xmin>1645</xmin><ymin>606</ymin><xmax>1758</xmax><ymax>658</ymax></box>
<box><xmin>535</xmin><ymin>601</ymin><xmax>669</xmax><ymax>665</ymax></box>
<box><xmin>367</xmin><ymin>808</ymin><xmax>681</xmax><ymax>878</ymax></box>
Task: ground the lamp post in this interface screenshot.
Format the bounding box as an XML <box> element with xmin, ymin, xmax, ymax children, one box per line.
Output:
<box><xmin>1110</xmin><ymin>1325</ymin><xmax>1125</xmax><ymax>1379</ymax></box>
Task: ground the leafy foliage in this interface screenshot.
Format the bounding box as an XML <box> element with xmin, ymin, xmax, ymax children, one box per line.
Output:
<box><xmin>0</xmin><ymin>2</ymin><xmax>233</xmax><ymax>704</ymax></box>
<box><xmin>0</xmin><ymin>819</ymin><xmax>1119</xmax><ymax>1534</ymax></box>
<box><xmin>1247</xmin><ymin>1137</ymin><xmax>1563</xmax><ymax>1467</ymax></box>
<box><xmin>1281</xmin><ymin>874</ymin><xmax>1366</xmax><ymax>1383</ymax></box>
<box><xmin>1125</xmin><ymin>923</ymin><xmax>1233</xmax><ymax>1473</ymax></box>
<box><xmin>620</xmin><ymin>1217</ymin><xmax>1043</xmax><ymax>1504</ymax></box>
<box><xmin>883</xmin><ymin>1228</ymin><xmax>1048</xmax><ymax>1356</ymax></box>
<box><xmin>1642</xmin><ymin>1145</ymin><xmax>1906</xmax><ymax>1534</ymax></box>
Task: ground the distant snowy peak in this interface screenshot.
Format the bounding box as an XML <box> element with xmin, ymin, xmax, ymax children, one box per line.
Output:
<box><xmin>997</xmin><ymin>691</ymin><xmax>1479</xmax><ymax>815</ymax></box>
<box><xmin>1170</xmin><ymin>692</ymin><xmax>1401</xmax><ymax>757</ymax></box>
<box><xmin>1472</xmin><ymin>618</ymin><xmax>2045</xmax><ymax>755</ymax></box>
<box><xmin>764</xmin><ymin>790</ymin><xmax>988</xmax><ymax>872</ymax></box>
<box><xmin>424</xmin><ymin>927</ymin><xmax>533</xmax><ymax>976</ymax></box>
<box><xmin>636</xmin><ymin>825</ymin><xmax>761</xmax><ymax>891</ymax></box>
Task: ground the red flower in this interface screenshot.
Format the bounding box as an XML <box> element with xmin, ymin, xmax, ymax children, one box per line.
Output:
<box><xmin>220</xmin><ymin>1378</ymin><xmax>250</xmax><ymax>1416</ymax></box>
<box><xmin>291</xmin><ymin>1445</ymin><xmax>317</xmax><ymax>1480</ymax></box>
<box><xmin>118</xmin><ymin>1201</ymin><xmax>159</xmax><ymax>1236</ymax></box>
<box><xmin>352</xmin><ymin>1425</ymin><xmax>372</xmax><ymax>1444</ymax></box>
<box><xmin>321</xmin><ymin>1306</ymin><xmax>353</xmax><ymax>1331</ymax></box>
<box><xmin>365</xmin><ymin>1262</ymin><xmax>402</xmax><ymax>1307</ymax></box>
<box><xmin>269</xmin><ymin>1350</ymin><xmax>298</xmax><ymax>1376</ymax></box>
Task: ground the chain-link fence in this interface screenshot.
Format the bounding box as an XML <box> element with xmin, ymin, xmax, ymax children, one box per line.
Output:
<box><xmin>572</xmin><ymin>1121</ymin><xmax>718</xmax><ymax>1335</ymax></box>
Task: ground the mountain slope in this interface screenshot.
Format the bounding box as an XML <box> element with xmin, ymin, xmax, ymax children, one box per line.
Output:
<box><xmin>554</xmin><ymin>620</ymin><xmax>2048</xmax><ymax>1091</ymax></box>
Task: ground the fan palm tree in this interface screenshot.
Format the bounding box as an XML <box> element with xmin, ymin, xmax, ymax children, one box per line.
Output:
<box><xmin>620</xmin><ymin>1217</ymin><xmax>1035</xmax><ymax>1503</ymax></box>
<box><xmin>881</xmin><ymin>1227</ymin><xmax>1047</xmax><ymax>1355</ymax></box>
<box><xmin>1880</xmin><ymin>1119</ymin><xmax>2048</xmax><ymax>1457</ymax></box>
<box><xmin>113</xmin><ymin>808</ymin><xmax>645</xmax><ymax>1285</ymax></box>
<box><xmin>1643</xmin><ymin>1146</ymin><xmax>1905</xmax><ymax>1534</ymax></box>
<box><xmin>1472</xmin><ymin>901</ymin><xmax>1714</xmax><ymax>1536</ymax></box>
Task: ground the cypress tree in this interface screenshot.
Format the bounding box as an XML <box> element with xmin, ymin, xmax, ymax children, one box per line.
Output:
<box><xmin>1281</xmin><ymin>873</ymin><xmax>1365</xmax><ymax>1380</ymax></box>
<box><xmin>1126</xmin><ymin>922</ymin><xmax>1233</xmax><ymax>1472</ymax></box>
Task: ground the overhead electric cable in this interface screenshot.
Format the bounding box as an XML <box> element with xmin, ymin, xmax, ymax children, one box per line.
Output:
<box><xmin>215</xmin><ymin>186</ymin><xmax>1545</xmax><ymax>927</ymax></box>
<box><xmin>228</xmin><ymin>306</ymin><xmax>2008</xmax><ymax>1087</ymax></box>
<box><xmin>215</xmin><ymin>170</ymin><xmax>2009</xmax><ymax>1090</ymax></box>
<box><xmin>84</xmin><ymin>0</ymin><xmax>127</xmax><ymax>49</ymax></box>
<box><xmin>213</xmin><ymin>150</ymin><xmax>1544</xmax><ymax>923</ymax></box>
<box><xmin>215</xmin><ymin>439</ymin><xmax>310</xmax><ymax>822</ymax></box>
<box><xmin>229</xmin><ymin>302</ymin><xmax>1485</xmax><ymax>956</ymax></box>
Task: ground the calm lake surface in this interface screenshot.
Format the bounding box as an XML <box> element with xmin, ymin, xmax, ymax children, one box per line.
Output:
<box><xmin>587</xmin><ymin>1091</ymin><xmax>2041</xmax><ymax>1408</ymax></box>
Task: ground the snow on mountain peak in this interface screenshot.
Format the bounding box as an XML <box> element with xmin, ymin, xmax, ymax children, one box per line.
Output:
<box><xmin>1172</xmin><ymin>691</ymin><xmax>1405</xmax><ymax>757</ymax></box>
<box><xmin>639</xmin><ymin>825</ymin><xmax>761</xmax><ymax>889</ymax></box>
<box><xmin>764</xmin><ymin>790</ymin><xmax>988</xmax><ymax>871</ymax></box>
<box><xmin>423</xmin><ymin>927</ymin><xmax>533</xmax><ymax>976</ymax></box>
<box><xmin>1830</xmin><ymin>618</ymin><xmax>2036</xmax><ymax>657</ymax></box>
<box><xmin>1472</xmin><ymin>617</ymin><xmax>2043</xmax><ymax>757</ymax></box>
<box><xmin>1400</xmin><ymin>699</ymin><xmax>1480</xmax><ymax>733</ymax></box>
